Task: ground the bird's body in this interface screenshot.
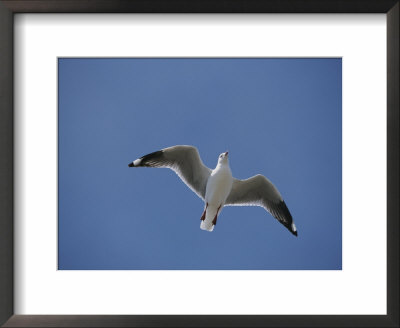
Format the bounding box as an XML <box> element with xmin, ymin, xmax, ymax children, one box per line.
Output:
<box><xmin>202</xmin><ymin>157</ymin><xmax>233</xmax><ymax>231</ymax></box>
<box><xmin>129</xmin><ymin>145</ymin><xmax>297</xmax><ymax>236</ymax></box>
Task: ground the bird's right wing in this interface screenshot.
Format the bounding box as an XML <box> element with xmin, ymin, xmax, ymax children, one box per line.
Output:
<box><xmin>129</xmin><ymin>145</ymin><xmax>211</xmax><ymax>200</ymax></box>
<box><xmin>225</xmin><ymin>175</ymin><xmax>297</xmax><ymax>236</ymax></box>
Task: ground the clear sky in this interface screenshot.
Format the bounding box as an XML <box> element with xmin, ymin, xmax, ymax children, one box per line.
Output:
<box><xmin>58</xmin><ymin>58</ymin><xmax>342</xmax><ymax>270</ymax></box>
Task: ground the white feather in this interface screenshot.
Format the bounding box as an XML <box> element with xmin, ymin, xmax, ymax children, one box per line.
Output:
<box><xmin>201</xmin><ymin>156</ymin><xmax>233</xmax><ymax>231</ymax></box>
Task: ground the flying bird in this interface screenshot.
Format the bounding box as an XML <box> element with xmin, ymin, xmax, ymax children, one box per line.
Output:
<box><xmin>128</xmin><ymin>145</ymin><xmax>297</xmax><ymax>236</ymax></box>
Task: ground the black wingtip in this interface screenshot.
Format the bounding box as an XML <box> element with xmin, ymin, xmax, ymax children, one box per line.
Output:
<box><xmin>293</xmin><ymin>231</ymin><xmax>298</xmax><ymax>237</ymax></box>
<box><xmin>128</xmin><ymin>162</ymin><xmax>134</xmax><ymax>167</ymax></box>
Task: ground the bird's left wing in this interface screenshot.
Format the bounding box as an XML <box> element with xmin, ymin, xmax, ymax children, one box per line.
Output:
<box><xmin>225</xmin><ymin>175</ymin><xmax>297</xmax><ymax>236</ymax></box>
<box><xmin>129</xmin><ymin>145</ymin><xmax>211</xmax><ymax>200</ymax></box>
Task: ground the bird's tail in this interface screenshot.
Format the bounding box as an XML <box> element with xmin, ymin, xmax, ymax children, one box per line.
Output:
<box><xmin>200</xmin><ymin>219</ymin><xmax>214</xmax><ymax>232</ymax></box>
<box><xmin>200</xmin><ymin>206</ymin><xmax>219</xmax><ymax>232</ymax></box>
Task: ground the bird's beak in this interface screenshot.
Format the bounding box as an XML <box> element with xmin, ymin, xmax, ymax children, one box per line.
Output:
<box><xmin>128</xmin><ymin>162</ymin><xmax>134</xmax><ymax>167</ymax></box>
<box><xmin>225</xmin><ymin>151</ymin><xmax>229</xmax><ymax>156</ymax></box>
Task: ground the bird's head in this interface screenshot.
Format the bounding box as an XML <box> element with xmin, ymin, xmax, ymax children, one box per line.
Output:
<box><xmin>217</xmin><ymin>151</ymin><xmax>229</xmax><ymax>165</ymax></box>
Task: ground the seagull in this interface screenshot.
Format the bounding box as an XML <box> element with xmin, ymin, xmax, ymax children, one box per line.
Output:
<box><xmin>128</xmin><ymin>145</ymin><xmax>297</xmax><ymax>236</ymax></box>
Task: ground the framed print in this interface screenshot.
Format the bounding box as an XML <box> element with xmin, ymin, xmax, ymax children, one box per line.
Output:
<box><xmin>0</xmin><ymin>1</ymin><xmax>398</xmax><ymax>327</ymax></box>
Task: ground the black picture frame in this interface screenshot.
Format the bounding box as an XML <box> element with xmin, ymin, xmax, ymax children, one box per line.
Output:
<box><xmin>0</xmin><ymin>1</ymin><xmax>398</xmax><ymax>327</ymax></box>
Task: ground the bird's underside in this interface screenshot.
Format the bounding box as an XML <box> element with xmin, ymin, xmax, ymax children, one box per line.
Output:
<box><xmin>129</xmin><ymin>145</ymin><xmax>297</xmax><ymax>236</ymax></box>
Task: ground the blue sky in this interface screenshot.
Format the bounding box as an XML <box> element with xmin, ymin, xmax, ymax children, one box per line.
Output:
<box><xmin>58</xmin><ymin>58</ymin><xmax>342</xmax><ymax>270</ymax></box>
